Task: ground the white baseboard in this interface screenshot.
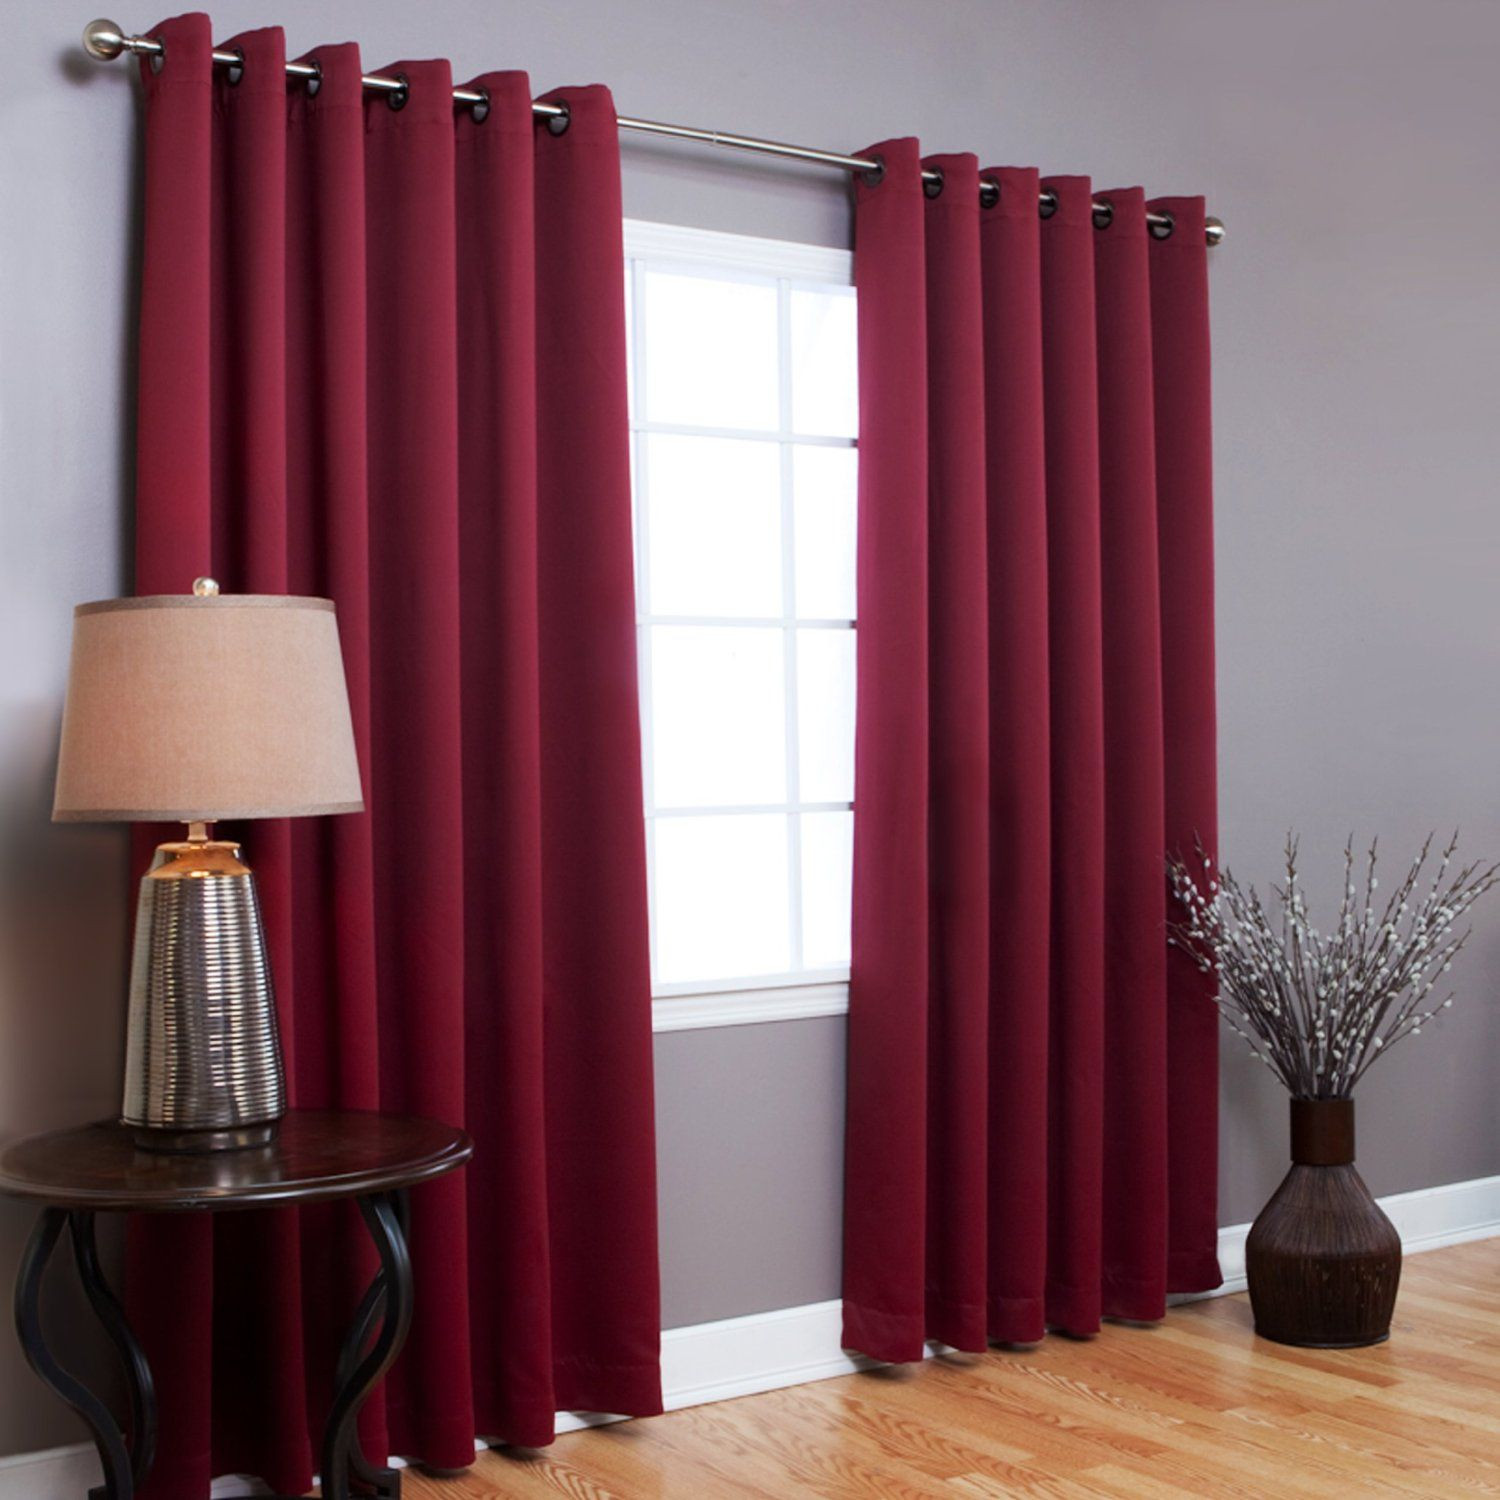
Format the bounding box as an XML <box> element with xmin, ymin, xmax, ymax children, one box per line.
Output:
<box><xmin>0</xmin><ymin>1446</ymin><xmax>286</xmax><ymax>1500</ymax></box>
<box><xmin>1209</xmin><ymin>1170</ymin><xmax>1500</xmax><ymax>1295</ymax></box>
<box><xmin>0</xmin><ymin>1446</ymin><xmax>101</xmax><ymax>1500</ymax></box>
<box><xmin>544</xmin><ymin>1300</ymin><xmax>875</xmax><ymax>1439</ymax></box>
<box><xmin>7</xmin><ymin>1170</ymin><xmax>1498</xmax><ymax>1499</ymax></box>
<box><xmin>664</xmin><ymin>1296</ymin><xmax>874</xmax><ymax>1406</ymax></box>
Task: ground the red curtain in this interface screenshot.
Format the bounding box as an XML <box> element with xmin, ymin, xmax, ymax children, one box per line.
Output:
<box><xmin>127</xmin><ymin>15</ymin><xmax>661</xmax><ymax>1494</ymax></box>
<box><xmin>843</xmin><ymin>141</ymin><xmax>1220</xmax><ymax>1361</ymax></box>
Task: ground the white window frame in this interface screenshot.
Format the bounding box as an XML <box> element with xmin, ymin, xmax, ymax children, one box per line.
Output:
<box><xmin>624</xmin><ymin>219</ymin><xmax>855</xmax><ymax>1035</ymax></box>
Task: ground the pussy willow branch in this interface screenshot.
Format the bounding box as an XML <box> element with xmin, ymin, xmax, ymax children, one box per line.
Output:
<box><xmin>1168</xmin><ymin>833</ymin><xmax>1498</xmax><ymax>1099</ymax></box>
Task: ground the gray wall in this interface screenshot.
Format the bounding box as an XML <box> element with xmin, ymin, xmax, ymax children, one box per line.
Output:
<box><xmin>2</xmin><ymin>0</ymin><xmax>1497</xmax><ymax>1460</ymax></box>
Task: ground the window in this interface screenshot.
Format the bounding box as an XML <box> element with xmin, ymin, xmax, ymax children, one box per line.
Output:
<box><xmin>624</xmin><ymin>222</ymin><xmax>857</xmax><ymax>1025</ymax></box>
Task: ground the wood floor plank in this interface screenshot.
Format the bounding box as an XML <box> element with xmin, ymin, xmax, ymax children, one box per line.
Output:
<box><xmin>408</xmin><ymin>1240</ymin><xmax>1500</xmax><ymax>1498</ymax></box>
<box><xmin>781</xmin><ymin>1377</ymin><xmax>1061</xmax><ymax>1490</ymax></box>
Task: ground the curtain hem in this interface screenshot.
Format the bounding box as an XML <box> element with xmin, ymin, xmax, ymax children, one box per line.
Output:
<box><xmin>841</xmin><ymin>1300</ymin><xmax>929</xmax><ymax>1364</ymax></box>
<box><xmin>1100</xmin><ymin>1270</ymin><xmax>1168</xmax><ymax>1324</ymax></box>
<box><xmin>1043</xmin><ymin>1282</ymin><xmax>1103</xmax><ymax>1339</ymax></box>
<box><xmin>1167</xmin><ymin>1250</ymin><xmax>1225</xmax><ymax>1293</ymax></box>
<box><xmin>384</xmin><ymin>1361</ymin><xmax>664</xmax><ymax>1455</ymax></box>
<box><xmin>922</xmin><ymin>1294</ymin><xmax>991</xmax><ymax>1356</ymax></box>
<box><xmin>987</xmin><ymin>1293</ymin><xmax>1046</xmax><ymax>1346</ymax></box>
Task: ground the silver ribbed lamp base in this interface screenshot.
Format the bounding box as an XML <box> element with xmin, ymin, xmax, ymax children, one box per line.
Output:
<box><xmin>123</xmin><ymin>836</ymin><xmax>286</xmax><ymax>1153</ymax></box>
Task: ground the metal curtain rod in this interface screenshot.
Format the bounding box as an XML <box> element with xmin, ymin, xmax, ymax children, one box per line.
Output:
<box><xmin>82</xmin><ymin>18</ymin><xmax>1225</xmax><ymax>246</ymax></box>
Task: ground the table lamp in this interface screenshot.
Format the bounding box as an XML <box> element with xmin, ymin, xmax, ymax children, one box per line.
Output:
<box><xmin>51</xmin><ymin>580</ymin><xmax>364</xmax><ymax>1153</ymax></box>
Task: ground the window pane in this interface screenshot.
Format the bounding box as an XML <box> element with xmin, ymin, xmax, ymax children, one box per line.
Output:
<box><xmin>655</xmin><ymin>814</ymin><xmax>791</xmax><ymax>982</ymax></box>
<box><xmin>645</xmin><ymin>435</ymin><xmax>782</xmax><ymax>618</ymax></box>
<box><xmin>629</xmin><ymin>432</ymin><xmax>643</xmax><ymax>609</ymax></box>
<box><xmin>801</xmin><ymin>810</ymin><xmax>852</xmax><ymax>967</ymax></box>
<box><xmin>644</xmin><ymin>270</ymin><xmax>779</xmax><ymax>431</ymax></box>
<box><xmin>624</xmin><ymin>264</ymin><xmax>635</xmax><ymax>421</ymax></box>
<box><xmin>793</xmin><ymin>446</ymin><xmax>858</xmax><ymax>620</ymax></box>
<box><xmin>651</xmin><ymin>626</ymin><xmax>786</xmax><ymax>808</ymax></box>
<box><xmin>790</xmin><ymin>287</ymin><xmax>857</xmax><ymax>439</ymax></box>
<box><xmin>796</xmin><ymin>629</ymin><xmax>855</xmax><ymax>804</ymax></box>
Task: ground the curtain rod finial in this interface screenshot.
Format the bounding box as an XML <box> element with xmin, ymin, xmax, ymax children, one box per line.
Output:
<box><xmin>82</xmin><ymin>19</ymin><xmax>127</xmax><ymax>60</ymax></box>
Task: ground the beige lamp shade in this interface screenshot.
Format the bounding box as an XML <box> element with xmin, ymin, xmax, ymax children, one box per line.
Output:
<box><xmin>53</xmin><ymin>594</ymin><xmax>364</xmax><ymax>822</ymax></box>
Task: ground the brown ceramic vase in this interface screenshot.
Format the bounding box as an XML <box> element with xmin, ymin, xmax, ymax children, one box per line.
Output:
<box><xmin>1244</xmin><ymin>1098</ymin><xmax>1401</xmax><ymax>1348</ymax></box>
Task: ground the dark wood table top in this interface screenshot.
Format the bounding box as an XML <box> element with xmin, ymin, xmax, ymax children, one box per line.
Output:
<box><xmin>0</xmin><ymin>1110</ymin><xmax>472</xmax><ymax>1212</ymax></box>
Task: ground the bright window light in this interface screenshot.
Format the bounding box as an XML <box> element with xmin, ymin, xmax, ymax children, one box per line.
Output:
<box><xmin>627</xmin><ymin>227</ymin><xmax>858</xmax><ymax>996</ymax></box>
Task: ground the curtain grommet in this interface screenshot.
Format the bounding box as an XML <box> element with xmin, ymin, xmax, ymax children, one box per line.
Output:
<box><xmin>1149</xmin><ymin>209</ymin><xmax>1176</xmax><ymax>241</ymax></box>
<box><xmin>386</xmin><ymin>72</ymin><xmax>409</xmax><ymax>111</ymax></box>
<box><xmin>1039</xmin><ymin>189</ymin><xmax>1059</xmax><ymax>219</ymax></box>
<box><xmin>1092</xmin><ymin>198</ymin><xmax>1114</xmax><ymax>231</ymax></box>
<box><xmin>148</xmin><ymin>40</ymin><xmax>165</xmax><ymax>74</ymax></box>
<box><xmin>860</xmin><ymin>155</ymin><xmax>885</xmax><ymax>189</ymax></box>
<box><xmin>922</xmin><ymin>166</ymin><xmax>944</xmax><ymax>200</ymax></box>
<box><xmin>979</xmin><ymin>177</ymin><xmax>1000</xmax><ymax>210</ymax></box>
<box><xmin>469</xmin><ymin>86</ymin><xmax>490</xmax><ymax>123</ymax></box>
<box><xmin>304</xmin><ymin>58</ymin><xmax>322</xmax><ymax>97</ymax></box>
<box><xmin>545</xmin><ymin>102</ymin><xmax>571</xmax><ymax>135</ymax></box>
<box><xmin>223</xmin><ymin>45</ymin><xmax>244</xmax><ymax>86</ymax></box>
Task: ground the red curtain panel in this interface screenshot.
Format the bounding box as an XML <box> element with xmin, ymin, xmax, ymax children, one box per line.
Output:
<box><xmin>843</xmin><ymin>140</ymin><xmax>1221</xmax><ymax>1362</ymax></box>
<box><xmin>127</xmin><ymin>16</ymin><xmax>661</xmax><ymax>1495</ymax></box>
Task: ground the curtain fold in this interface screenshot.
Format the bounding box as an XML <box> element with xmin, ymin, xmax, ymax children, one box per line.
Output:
<box><xmin>128</xmin><ymin>15</ymin><xmax>661</xmax><ymax>1495</ymax></box>
<box><xmin>843</xmin><ymin>140</ymin><xmax>1220</xmax><ymax>1364</ymax></box>
<box><xmin>1149</xmin><ymin>195</ymin><xmax>1223</xmax><ymax>1288</ymax></box>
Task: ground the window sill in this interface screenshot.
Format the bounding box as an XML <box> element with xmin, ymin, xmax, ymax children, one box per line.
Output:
<box><xmin>651</xmin><ymin>977</ymin><xmax>850</xmax><ymax>1033</ymax></box>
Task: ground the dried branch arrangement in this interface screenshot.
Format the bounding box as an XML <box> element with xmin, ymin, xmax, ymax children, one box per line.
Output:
<box><xmin>1169</xmin><ymin>833</ymin><xmax>1498</xmax><ymax>1099</ymax></box>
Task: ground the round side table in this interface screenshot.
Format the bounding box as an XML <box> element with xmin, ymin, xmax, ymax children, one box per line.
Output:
<box><xmin>0</xmin><ymin>1109</ymin><xmax>472</xmax><ymax>1500</ymax></box>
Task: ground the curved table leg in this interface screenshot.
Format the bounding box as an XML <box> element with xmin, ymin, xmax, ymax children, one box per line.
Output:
<box><xmin>322</xmin><ymin>1191</ymin><xmax>412</xmax><ymax>1499</ymax></box>
<box><xmin>13</xmin><ymin>1209</ymin><xmax>137</xmax><ymax>1499</ymax></box>
<box><xmin>332</xmin><ymin>1264</ymin><xmax>391</xmax><ymax>1494</ymax></box>
<box><xmin>71</xmin><ymin>1211</ymin><xmax>156</xmax><ymax>1498</ymax></box>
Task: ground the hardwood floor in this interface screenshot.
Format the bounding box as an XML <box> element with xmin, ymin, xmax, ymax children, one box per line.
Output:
<box><xmin>402</xmin><ymin>1239</ymin><xmax>1500</xmax><ymax>1498</ymax></box>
